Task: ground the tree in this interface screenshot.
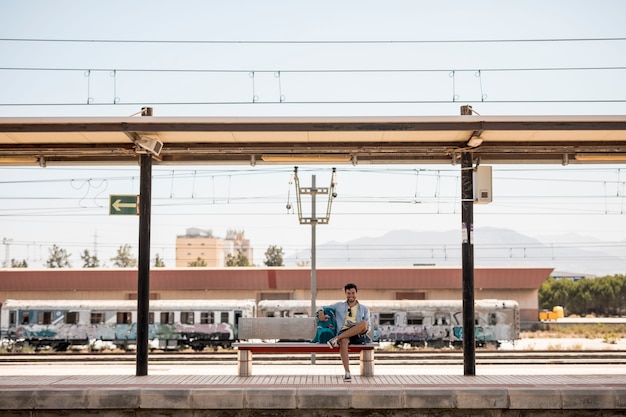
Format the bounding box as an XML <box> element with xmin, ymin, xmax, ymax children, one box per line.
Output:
<box><xmin>153</xmin><ymin>253</ymin><xmax>166</xmax><ymax>267</ymax></box>
<box><xmin>539</xmin><ymin>274</ymin><xmax>626</xmax><ymax>318</ymax></box>
<box><xmin>225</xmin><ymin>251</ymin><xmax>251</xmax><ymax>267</ymax></box>
<box><xmin>11</xmin><ymin>258</ymin><xmax>28</xmax><ymax>268</ymax></box>
<box><xmin>569</xmin><ymin>279</ymin><xmax>593</xmax><ymax>316</ymax></box>
<box><xmin>263</xmin><ymin>245</ymin><xmax>284</xmax><ymax>267</ymax></box>
<box><xmin>110</xmin><ymin>244</ymin><xmax>137</xmax><ymax>267</ymax></box>
<box><xmin>593</xmin><ymin>277</ymin><xmax>616</xmax><ymax>316</ymax></box>
<box><xmin>613</xmin><ymin>274</ymin><xmax>626</xmax><ymax>316</ymax></box>
<box><xmin>46</xmin><ymin>244</ymin><xmax>72</xmax><ymax>268</ymax></box>
<box><xmin>80</xmin><ymin>249</ymin><xmax>100</xmax><ymax>268</ymax></box>
<box><xmin>188</xmin><ymin>257</ymin><xmax>207</xmax><ymax>267</ymax></box>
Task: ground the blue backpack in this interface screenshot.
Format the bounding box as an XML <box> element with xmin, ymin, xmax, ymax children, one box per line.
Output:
<box><xmin>312</xmin><ymin>307</ymin><xmax>336</xmax><ymax>344</ymax></box>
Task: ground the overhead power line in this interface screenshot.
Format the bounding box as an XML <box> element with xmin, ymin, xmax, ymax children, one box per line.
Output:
<box><xmin>2</xmin><ymin>65</ymin><xmax>626</xmax><ymax>73</ymax></box>
<box><xmin>1</xmin><ymin>65</ymin><xmax>624</xmax><ymax>108</ymax></box>
<box><xmin>1</xmin><ymin>37</ymin><xmax>626</xmax><ymax>45</ymax></box>
<box><xmin>2</xmin><ymin>99</ymin><xmax>625</xmax><ymax>108</ymax></box>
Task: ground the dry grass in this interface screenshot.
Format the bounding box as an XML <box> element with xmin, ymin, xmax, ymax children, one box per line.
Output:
<box><xmin>523</xmin><ymin>323</ymin><xmax>626</xmax><ymax>341</ymax></box>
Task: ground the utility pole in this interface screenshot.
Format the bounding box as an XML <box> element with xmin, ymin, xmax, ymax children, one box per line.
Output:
<box><xmin>293</xmin><ymin>167</ymin><xmax>337</xmax><ymax>364</ymax></box>
<box><xmin>2</xmin><ymin>238</ymin><xmax>12</xmax><ymax>268</ymax></box>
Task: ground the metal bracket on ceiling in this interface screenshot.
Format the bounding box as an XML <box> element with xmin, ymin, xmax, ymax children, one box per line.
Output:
<box><xmin>473</xmin><ymin>156</ymin><xmax>481</xmax><ymax>171</ymax></box>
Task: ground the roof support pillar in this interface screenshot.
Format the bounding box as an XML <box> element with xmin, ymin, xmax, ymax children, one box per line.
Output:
<box><xmin>136</xmin><ymin>108</ymin><xmax>153</xmax><ymax>376</ymax></box>
<box><xmin>136</xmin><ymin>153</ymin><xmax>152</xmax><ymax>376</ymax></box>
<box><xmin>461</xmin><ymin>151</ymin><xmax>476</xmax><ymax>375</ymax></box>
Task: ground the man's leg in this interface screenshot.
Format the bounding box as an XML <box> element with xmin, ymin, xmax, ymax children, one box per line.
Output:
<box><xmin>336</xmin><ymin>321</ymin><xmax>368</xmax><ymax>341</ymax></box>
<box><xmin>335</xmin><ymin>321</ymin><xmax>368</xmax><ymax>372</ymax></box>
<box><xmin>338</xmin><ymin>337</ymin><xmax>350</xmax><ymax>372</ymax></box>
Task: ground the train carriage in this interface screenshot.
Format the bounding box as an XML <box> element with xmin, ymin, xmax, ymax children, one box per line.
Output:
<box><xmin>2</xmin><ymin>298</ymin><xmax>518</xmax><ymax>351</ymax></box>
<box><xmin>0</xmin><ymin>299</ymin><xmax>256</xmax><ymax>351</ymax></box>
<box><xmin>257</xmin><ymin>298</ymin><xmax>520</xmax><ymax>348</ymax></box>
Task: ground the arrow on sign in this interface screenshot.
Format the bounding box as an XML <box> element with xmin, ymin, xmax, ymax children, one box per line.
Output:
<box><xmin>109</xmin><ymin>194</ymin><xmax>140</xmax><ymax>215</ymax></box>
<box><xmin>112</xmin><ymin>199</ymin><xmax>137</xmax><ymax>211</ymax></box>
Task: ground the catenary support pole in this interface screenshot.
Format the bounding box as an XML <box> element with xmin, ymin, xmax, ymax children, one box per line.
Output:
<box><xmin>310</xmin><ymin>175</ymin><xmax>317</xmax><ymax>364</ymax></box>
<box><xmin>136</xmin><ymin>107</ymin><xmax>153</xmax><ymax>376</ymax></box>
<box><xmin>294</xmin><ymin>170</ymin><xmax>334</xmax><ymax>364</ymax></box>
<box><xmin>461</xmin><ymin>151</ymin><xmax>476</xmax><ymax>375</ymax></box>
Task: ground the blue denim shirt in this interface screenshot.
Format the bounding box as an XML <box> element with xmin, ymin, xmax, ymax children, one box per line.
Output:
<box><xmin>319</xmin><ymin>301</ymin><xmax>370</xmax><ymax>336</ymax></box>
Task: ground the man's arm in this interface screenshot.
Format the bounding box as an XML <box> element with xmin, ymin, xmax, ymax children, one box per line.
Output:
<box><xmin>360</xmin><ymin>305</ymin><xmax>371</xmax><ymax>332</ymax></box>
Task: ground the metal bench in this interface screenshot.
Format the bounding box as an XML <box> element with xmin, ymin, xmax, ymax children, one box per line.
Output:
<box><xmin>234</xmin><ymin>317</ymin><xmax>377</xmax><ymax>377</ymax></box>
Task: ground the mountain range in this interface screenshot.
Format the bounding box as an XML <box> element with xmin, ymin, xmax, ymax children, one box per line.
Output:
<box><xmin>287</xmin><ymin>227</ymin><xmax>626</xmax><ymax>277</ymax></box>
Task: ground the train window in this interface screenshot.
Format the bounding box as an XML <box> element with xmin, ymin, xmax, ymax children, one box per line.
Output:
<box><xmin>9</xmin><ymin>311</ymin><xmax>16</xmax><ymax>325</ymax></box>
<box><xmin>200</xmin><ymin>312</ymin><xmax>214</xmax><ymax>324</ymax></box>
<box><xmin>91</xmin><ymin>312</ymin><xmax>104</xmax><ymax>324</ymax></box>
<box><xmin>117</xmin><ymin>312</ymin><xmax>132</xmax><ymax>325</ymax></box>
<box><xmin>220</xmin><ymin>312</ymin><xmax>229</xmax><ymax>323</ymax></box>
<box><xmin>21</xmin><ymin>312</ymin><xmax>29</xmax><ymax>325</ymax></box>
<box><xmin>379</xmin><ymin>313</ymin><xmax>395</xmax><ymax>325</ymax></box>
<box><xmin>435</xmin><ymin>314</ymin><xmax>449</xmax><ymax>325</ymax></box>
<box><xmin>37</xmin><ymin>311</ymin><xmax>52</xmax><ymax>325</ymax></box>
<box><xmin>489</xmin><ymin>313</ymin><xmax>497</xmax><ymax>325</ymax></box>
<box><xmin>149</xmin><ymin>312</ymin><xmax>155</xmax><ymax>324</ymax></box>
<box><xmin>181</xmin><ymin>312</ymin><xmax>195</xmax><ymax>324</ymax></box>
<box><xmin>65</xmin><ymin>312</ymin><xmax>79</xmax><ymax>324</ymax></box>
<box><xmin>160</xmin><ymin>312</ymin><xmax>174</xmax><ymax>324</ymax></box>
<box><xmin>407</xmin><ymin>314</ymin><xmax>423</xmax><ymax>325</ymax></box>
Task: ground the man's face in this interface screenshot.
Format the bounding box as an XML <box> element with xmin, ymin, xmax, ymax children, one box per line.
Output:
<box><xmin>345</xmin><ymin>288</ymin><xmax>357</xmax><ymax>303</ymax></box>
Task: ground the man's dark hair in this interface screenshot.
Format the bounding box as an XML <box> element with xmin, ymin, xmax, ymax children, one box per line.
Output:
<box><xmin>344</xmin><ymin>283</ymin><xmax>358</xmax><ymax>292</ymax></box>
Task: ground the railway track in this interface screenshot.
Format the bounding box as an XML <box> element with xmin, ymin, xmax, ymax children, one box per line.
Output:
<box><xmin>3</xmin><ymin>350</ymin><xmax>626</xmax><ymax>365</ymax></box>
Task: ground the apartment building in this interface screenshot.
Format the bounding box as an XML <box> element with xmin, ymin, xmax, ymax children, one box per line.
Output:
<box><xmin>175</xmin><ymin>228</ymin><xmax>253</xmax><ymax>267</ymax></box>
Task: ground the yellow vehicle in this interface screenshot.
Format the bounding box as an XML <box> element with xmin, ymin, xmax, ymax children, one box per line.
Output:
<box><xmin>539</xmin><ymin>306</ymin><xmax>564</xmax><ymax>321</ymax></box>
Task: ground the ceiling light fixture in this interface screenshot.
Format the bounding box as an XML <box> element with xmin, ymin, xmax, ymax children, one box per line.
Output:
<box><xmin>135</xmin><ymin>136</ymin><xmax>163</xmax><ymax>156</ymax></box>
<box><xmin>467</xmin><ymin>137</ymin><xmax>484</xmax><ymax>148</ymax></box>
<box><xmin>0</xmin><ymin>156</ymin><xmax>39</xmax><ymax>165</ymax></box>
<box><xmin>574</xmin><ymin>153</ymin><xmax>626</xmax><ymax>161</ymax></box>
<box><xmin>260</xmin><ymin>154</ymin><xmax>352</xmax><ymax>163</ymax></box>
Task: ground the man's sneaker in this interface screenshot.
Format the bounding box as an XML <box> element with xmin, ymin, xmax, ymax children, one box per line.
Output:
<box><xmin>343</xmin><ymin>372</ymin><xmax>352</xmax><ymax>382</ymax></box>
<box><xmin>327</xmin><ymin>337</ymin><xmax>338</xmax><ymax>348</ymax></box>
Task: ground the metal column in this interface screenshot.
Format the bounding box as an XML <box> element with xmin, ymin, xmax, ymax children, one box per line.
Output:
<box><xmin>310</xmin><ymin>175</ymin><xmax>318</xmax><ymax>365</ymax></box>
<box><xmin>136</xmin><ymin>107</ymin><xmax>153</xmax><ymax>376</ymax></box>
<box><xmin>461</xmin><ymin>151</ymin><xmax>476</xmax><ymax>375</ymax></box>
<box><xmin>310</xmin><ymin>175</ymin><xmax>318</xmax><ymax>324</ymax></box>
<box><xmin>293</xmin><ymin>169</ymin><xmax>337</xmax><ymax>365</ymax></box>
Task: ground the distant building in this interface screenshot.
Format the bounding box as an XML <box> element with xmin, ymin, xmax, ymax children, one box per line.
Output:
<box><xmin>551</xmin><ymin>271</ymin><xmax>596</xmax><ymax>282</ymax></box>
<box><xmin>175</xmin><ymin>228</ymin><xmax>223</xmax><ymax>267</ymax></box>
<box><xmin>175</xmin><ymin>228</ymin><xmax>253</xmax><ymax>267</ymax></box>
<box><xmin>225</xmin><ymin>229</ymin><xmax>253</xmax><ymax>265</ymax></box>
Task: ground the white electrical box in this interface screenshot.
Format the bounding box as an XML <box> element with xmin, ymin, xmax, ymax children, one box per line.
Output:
<box><xmin>473</xmin><ymin>165</ymin><xmax>492</xmax><ymax>204</ymax></box>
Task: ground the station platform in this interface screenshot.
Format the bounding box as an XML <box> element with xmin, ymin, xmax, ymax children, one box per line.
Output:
<box><xmin>2</xmin><ymin>363</ymin><xmax>626</xmax><ymax>416</ymax></box>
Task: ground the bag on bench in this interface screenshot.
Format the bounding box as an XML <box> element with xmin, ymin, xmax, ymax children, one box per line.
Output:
<box><xmin>312</xmin><ymin>307</ymin><xmax>336</xmax><ymax>344</ymax></box>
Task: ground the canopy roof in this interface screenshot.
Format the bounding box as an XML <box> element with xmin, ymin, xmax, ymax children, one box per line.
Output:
<box><xmin>1</xmin><ymin>115</ymin><xmax>625</xmax><ymax>166</ymax></box>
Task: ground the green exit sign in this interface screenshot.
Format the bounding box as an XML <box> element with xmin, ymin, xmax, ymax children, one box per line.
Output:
<box><xmin>109</xmin><ymin>194</ymin><xmax>139</xmax><ymax>215</ymax></box>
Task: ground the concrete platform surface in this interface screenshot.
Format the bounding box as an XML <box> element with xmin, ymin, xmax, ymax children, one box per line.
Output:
<box><xmin>2</xmin><ymin>363</ymin><xmax>626</xmax><ymax>416</ymax></box>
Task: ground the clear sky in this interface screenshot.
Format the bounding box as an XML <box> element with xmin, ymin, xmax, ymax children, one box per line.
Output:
<box><xmin>0</xmin><ymin>1</ymin><xmax>625</xmax><ymax>273</ymax></box>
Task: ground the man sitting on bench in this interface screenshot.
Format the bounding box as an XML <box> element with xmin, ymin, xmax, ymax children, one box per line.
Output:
<box><xmin>317</xmin><ymin>283</ymin><xmax>371</xmax><ymax>381</ymax></box>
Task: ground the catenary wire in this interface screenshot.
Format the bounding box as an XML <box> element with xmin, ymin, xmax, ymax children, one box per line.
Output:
<box><xmin>2</xmin><ymin>36</ymin><xmax>626</xmax><ymax>44</ymax></box>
